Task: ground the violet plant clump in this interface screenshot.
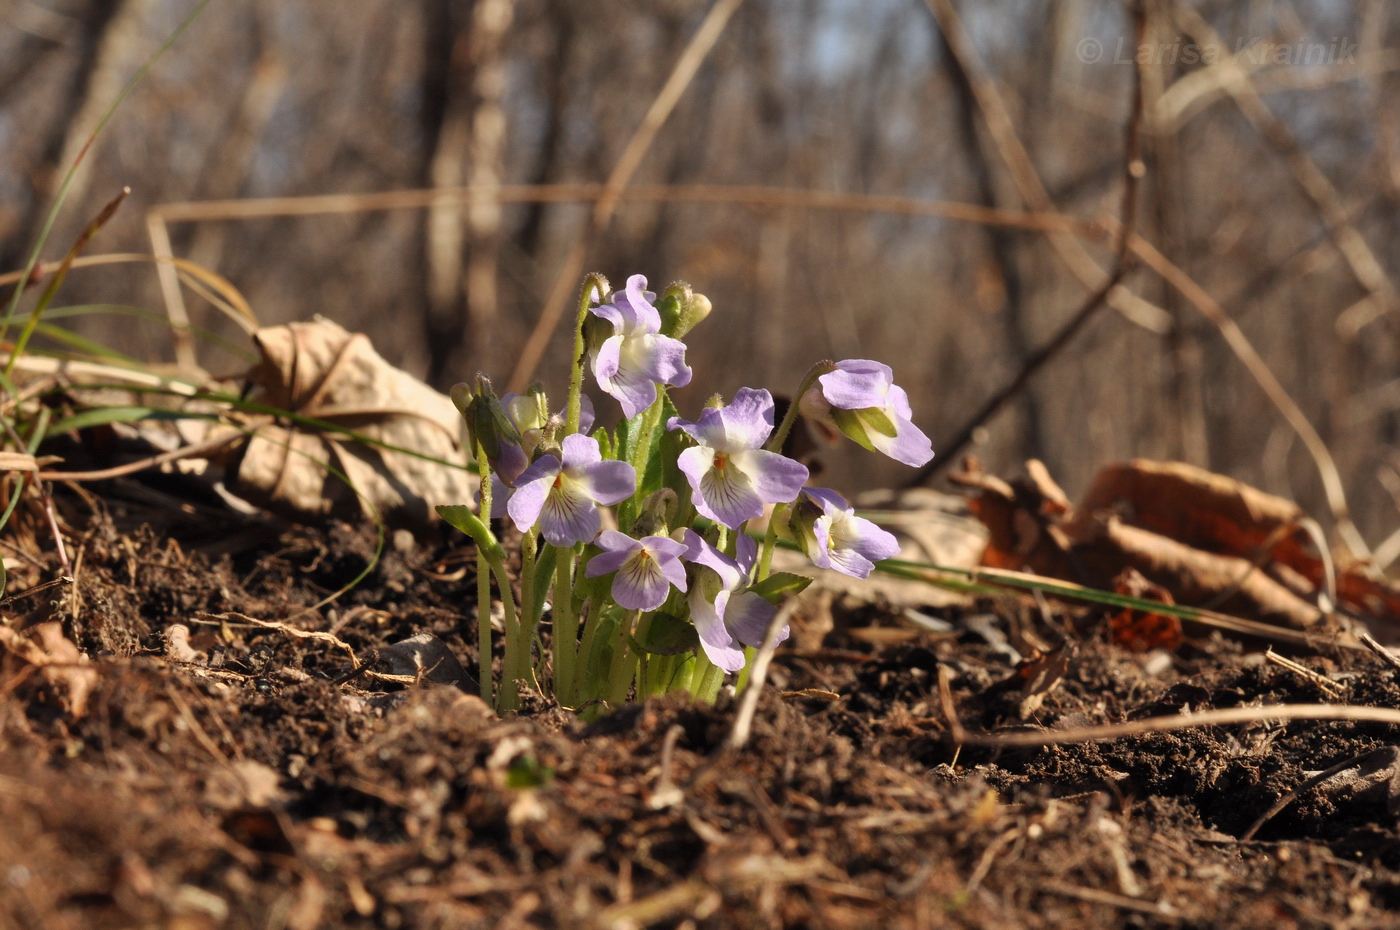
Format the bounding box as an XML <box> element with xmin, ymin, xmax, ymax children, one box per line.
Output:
<box><xmin>440</xmin><ymin>273</ymin><xmax>933</xmax><ymax>714</ymax></box>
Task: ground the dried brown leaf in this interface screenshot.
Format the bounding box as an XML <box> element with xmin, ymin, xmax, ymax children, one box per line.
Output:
<box><xmin>233</xmin><ymin>317</ymin><xmax>476</xmax><ymax>527</ymax></box>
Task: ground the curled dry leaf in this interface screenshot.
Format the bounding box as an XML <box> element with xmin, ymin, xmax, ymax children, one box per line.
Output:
<box><xmin>0</xmin><ymin>621</ymin><xmax>98</xmax><ymax>719</ymax></box>
<box><xmin>231</xmin><ymin>317</ymin><xmax>477</xmax><ymax>527</ymax></box>
<box><xmin>955</xmin><ymin>458</ymin><xmax>1345</xmax><ymax>634</ymax></box>
<box><xmin>1108</xmin><ymin>568</ymin><xmax>1183</xmax><ymax>653</ymax></box>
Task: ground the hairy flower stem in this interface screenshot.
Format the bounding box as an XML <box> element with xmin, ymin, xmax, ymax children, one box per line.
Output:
<box><xmin>566</xmin><ymin>273</ymin><xmax>609</xmax><ymax>436</ymax></box>
<box><xmin>763</xmin><ymin>361</ymin><xmax>835</xmax><ymax>455</ymax></box>
<box><xmin>605</xmin><ymin>609</ymin><xmax>642</xmax><ymax>706</ymax></box>
<box><xmin>757</xmin><ymin>503</ymin><xmax>787</xmax><ymax>582</ymax></box>
<box><xmin>502</xmin><ymin>531</ymin><xmax>539</xmax><ymax>712</ymax></box>
<box><xmin>475</xmin><ymin>442</ymin><xmax>496</xmax><ymax>710</ymax></box>
<box><xmin>551</xmin><ymin>544</ymin><xmax>579</xmax><ymax>706</ymax></box>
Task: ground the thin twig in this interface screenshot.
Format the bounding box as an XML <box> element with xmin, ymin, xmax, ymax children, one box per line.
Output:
<box><xmin>726</xmin><ymin>598</ymin><xmax>800</xmax><ymax>751</ymax></box>
<box><xmin>1124</xmin><ymin>230</ymin><xmax>1370</xmax><ymax>560</ymax></box>
<box><xmin>1358</xmin><ymin>631</ymin><xmax>1400</xmax><ymax>673</ymax></box>
<box><xmin>506</xmin><ymin>0</ymin><xmax>747</xmax><ymax>393</ymax></box>
<box><xmin>35</xmin><ymin>429</ymin><xmax>249</xmax><ymax>483</ymax></box>
<box><xmin>1239</xmin><ymin>748</ymin><xmax>1387</xmax><ymax>842</ymax></box>
<box><xmin>942</xmin><ymin>701</ymin><xmax>1400</xmax><ymax>749</ymax></box>
<box><xmin>911</xmin><ymin>0</ymin><xmax>1149</xmax><ymax>482</ymax></box>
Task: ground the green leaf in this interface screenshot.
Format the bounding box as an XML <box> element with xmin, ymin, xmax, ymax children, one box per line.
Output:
<box><xmin>831</xmin><ymin>407</ymin><xmax>875</xmax><ymax>451</ymax></box>
<box><xmin>631</xmin><ymin>612</ymin><xmax>699</xmax><ymax>656</ymax></box>
<box><xmin>48</xmin><ymin>406</ymin><xmax>194</xmax><ymax>435</ymax></box>
<box><xmin>615</xmin><ymin>392</ymin><xmax>676</xmax><ymax>530</ymax></box>
<box><xmin>592</xmin><ymin>426</ymin><xmax>614</xmax><ymax>460</ymax></box>
<box><xmin>752</xmin><ymin>571</ymin><xmax>813</xmax><ymax>605</ymax></box>
<box><xmin>857</xmin><ymin>406</ymin><xmax>899</xmax><ymax>439</ymax></box>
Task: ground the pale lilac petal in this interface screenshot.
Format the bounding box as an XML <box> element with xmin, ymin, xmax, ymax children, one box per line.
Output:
<box><xmin>716</xmin><ymin>387</ymin><xmax>774</xmax><ymax>449</ymax></box>
<box><xmin>613</xmin><ymin>554</ymin><xmax>672</xmax><ymax>610</ymax></box>
<box><xmin>537</xmin><ymin>479</ymin><xmax>602</xmax><ymax>546</ymax></box>
<box><xmin>689</xmin><ymin>587</ymin><xmax>746</xmax><ymax>672</ymax></box>
<box><xmin>604</xmin><ymin>367</ymin><xmax>660</xmax><ymax>419</ymax></box>
<box><xmin>574</xmin><ymin>460</ymin><xmax>636</xmax><ymax>505</ymax></box>
<box><xmin>589</xmin><ymin>303</ymin><xmax>628</xmax><ymax>334</ymax></box>
<box><xmin>642</xmin><ymin>535</ymin><xmax>689</xmax><ymax>560</ymax></box>
<box><xmin>618</xmin><ymin>274</ymin><xmax>662</xmax><ymax>333</ymax></box>
<box><xmin>477</xmin><ymin>474</ymin><xmax>511</xmax><ymax>519</ymax></box>
<box><xmin>725</xmin><ymin>592</ymin><xmax>785</xmax><ymax>648</ymax></box>
<box><xmin>735</xmin><ymin>532</ymin><xmax>757</xmax><ymax>575</ymax></box>
<box><xmin>576</xmin><ymin>395</ymin><xmax>596</xmax><ymax>434</ymax></box>
<box><xmin>886</xmin><ymin>384</ymin><xmax>915</xmax><ymax>422</ymax></box>
<box><xmin>658</xmin><ymin>553</ymin><xmax>689</xmax><ymax>592</ymax></box>
<box><xmin>868</xmin><ymin>417</ymin><xmax>934</xmax><ymax>468</ymax></box>
<box><xmin>493</xmin><ymin>441</ymin><xmax>530</xmax><ymax>486</ymax></box>
<box><xmin>591</xmin><ymin>333</ymin><xmax>624</xmax><ymax>386</ymax></box>
<box><xmin>681</xmin><ymin>529</ymin><xmax>742</xmax><ymax>590</ymax></box>
<box><xmin>677</xmin><ymin>445</ymin><xmax>715</xmax><ymax>488</ymax></box>
<box><xmin>586</xmin><ymin>533</ymin><xmax>639</xmax><ymax>577</ymax></box>
<box><xmin>804</xmin><ymin>487</ymin><xmax>848</xmax><ymax>511</ymax></box>
<box><xmin>695</xmin><ymin>461</ymin><xmax>764</xmax><ymax>528</ymax></box>
<box><xmin>729</xmin><ymin>449</ymin><xmax>809</xmax><ymax>504</ymax></box>
<box><xmin>844</xmin><ymin>514</ymin><xmax>901</xmax><ymax>563</ymax></box>
<box><xmin>631</xmin><ymin>333</ymin><xmax>692</xmax><ymax>389</ymax></box>
<box><xmin>814</xmin><ymin>520</ymin><xmax>874</xmax><ymax>576</ymax></box>
<box><xmin>819</xmin><ymin>360</ymin><xmax>893</xmax><ymax>409</ymax></box>
<box><xmin>506</xmin><ymin>471</ymin><xmax>552</xmax><ymax>534</ymax></box>
<box><xmin>560</xmin><ymin>433</ymin><xmax>602</xmax><ymax>469</ymax></box>
<box><xmin>673</xmin><ymin>407</ymin><xmax>727</xmax><ymax>449</ymax></box>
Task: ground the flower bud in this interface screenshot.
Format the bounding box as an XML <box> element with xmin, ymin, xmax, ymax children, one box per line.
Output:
<box><xmin>782</xmin><ymin>492</ymin><xmax>825</xmax><ymax>563</ymax></box>
<box><xmin>463</xmin><ymin>374</ymin><xmax>522</xmax><ymax>470</ymax></box>
<box><xmin>656</xmin><ymin>282</ymin><xmax>712</xmax><ymax>339</ymax></box>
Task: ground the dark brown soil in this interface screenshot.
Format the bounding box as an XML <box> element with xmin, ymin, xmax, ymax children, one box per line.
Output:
<box><xmin>5</xmin><ymin>494</ymin><xmax>1400</xmax><ymax>929</ymax></box>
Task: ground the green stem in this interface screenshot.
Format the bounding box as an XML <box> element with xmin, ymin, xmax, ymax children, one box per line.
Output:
<box><xmin>475</xmin><ymin>442</ymin><xmax>496</xmax><ymax>710</ymax></box>
<box><xmin>605</xmin><ymin>609</ymin><xmax>641</xmax><ymax>706</ymax></box>
<box><xmin>757</xmin><ymin>503</ymin><xmax>787</xmax><ymax>582</ymax></box>
<box><xmin>551</xmin><ymin>543</ymin><xmax>579</xmax><ymax>706</ymax></box>
<box><xmin>566</xmin><ymin>274</ymin><xmax>609</xmax><ymax>436</ymax></box>
<box><xmin>502</xmin><ymin>531</ymin><xmax>538</xmax><ymax>712</ymax></box>
<box><xmin>573</xmin><ymin>600</ymin><xmax>605</xmax><ymax>704</ymax></box>
<box><xmin>690</xmin><ymin>650</ymin><xmax>725</xmax><ymax>703</ymax></box>
<box><xmin>763</xmin><ymin>361</ymin><xmax>835</xmax><ymax>454</ymax></box>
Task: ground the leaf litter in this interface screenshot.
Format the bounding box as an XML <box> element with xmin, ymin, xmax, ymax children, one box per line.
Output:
<box><xmin>5</xmin><ymin>467</ymin><xmax>1400</xmax><ymax>927</ymax></box>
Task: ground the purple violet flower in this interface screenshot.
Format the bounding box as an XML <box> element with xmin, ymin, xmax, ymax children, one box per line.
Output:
<box><xmin>585</xmin><ymin>530</ymin><xmax>689</xmax><ymax>611</ymax></box>
<box><xmin>668</xmin><ymin>388</ymin><xmax>810</xmax><ymax>528</ymax></box>
<box><xmin>491</xmin><ymin>392</ymin><xmax>596</xmax><ymax>487</ymax></box>
<box><xmin>506</xmin><ymin>434</ymin><xmax>635</xmax><ymax>546</ymax></box>
<box><xmin>588</xmin><ymin>275</ymin><xmax>693</xmax><ymax>418</ymax></box>
<box><xmin>799</xmin><ymin>359</ymin><xmax>934</xmax><ymax>468</ymax></box>
<box><xmin>681</xmin><ymin>530</ymin><xmax>783</xmax><ymax>673</ymax></box>
<box><xmin>790</xmin><ymin>488</ymin><xmax>901</xmax><ymax>578</ymax></box>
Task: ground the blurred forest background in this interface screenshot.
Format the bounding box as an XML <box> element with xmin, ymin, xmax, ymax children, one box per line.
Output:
<box><xmin>3</xmin><ymin>0</ymin><xmax>1400</xmax><ymax>557</ymax></box>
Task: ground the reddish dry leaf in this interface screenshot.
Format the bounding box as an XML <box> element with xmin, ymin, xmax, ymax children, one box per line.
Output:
<box><xmin>957</xmin><ymin>458</ymin><xmax>1337</xmax><ymax>633</ymax></box>
<box><xmin>1079</xmin><ymin>458</ymin><xmax>1400</xmax><ymax>624</ymax></box>
<box><xmin>1107</xmin><ymin>568</ymin><xmax>1183</xmax><ymax>653</ymax></box>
